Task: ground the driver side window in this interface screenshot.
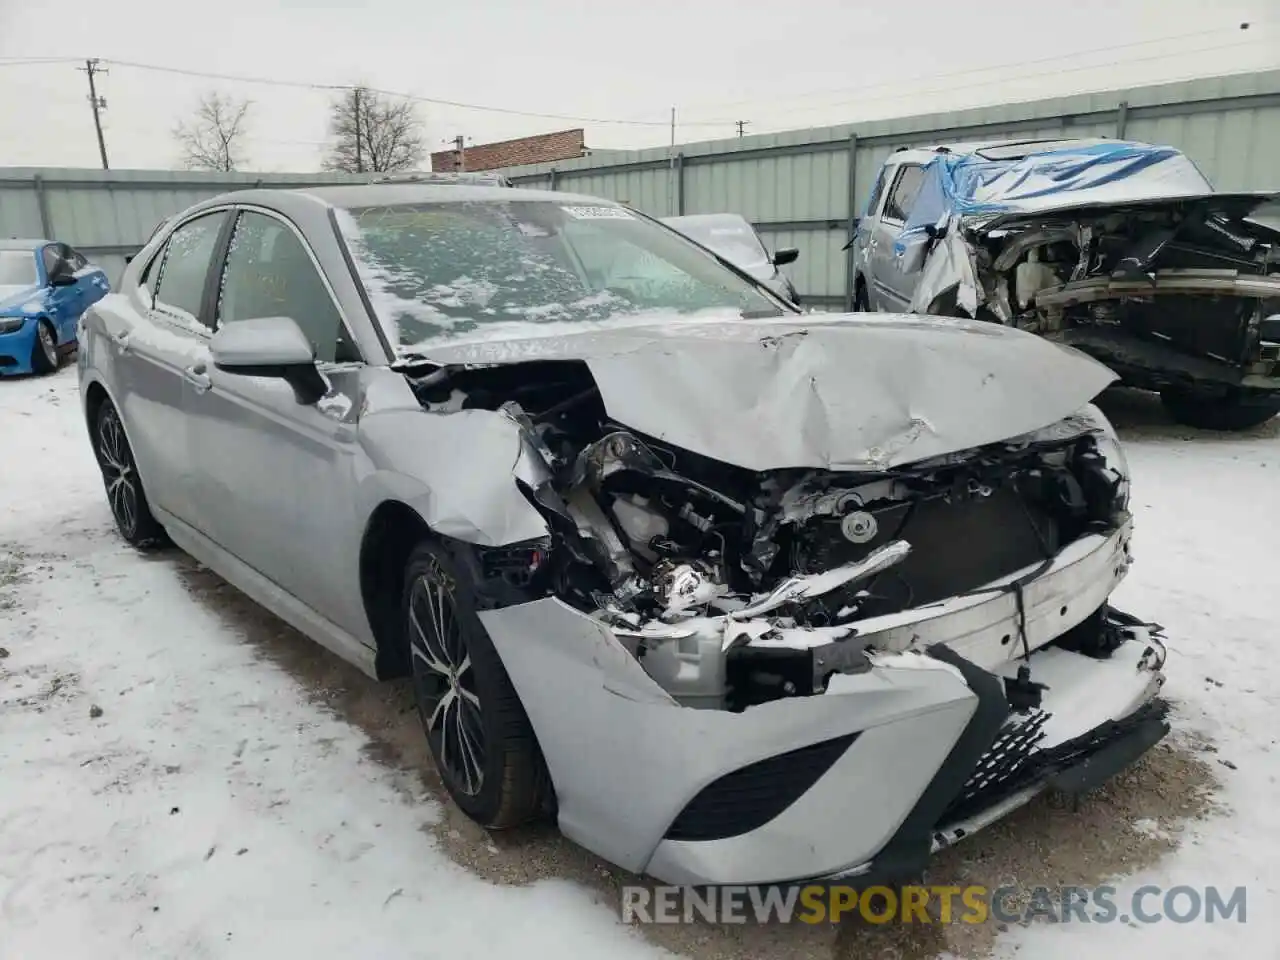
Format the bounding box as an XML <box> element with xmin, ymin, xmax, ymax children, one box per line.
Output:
<box><xmin>882</xmin><ymin>165</ymin><xmax>926</xmax><ymax>223</ymax></box>
<box><xmin>217</xmin><ymin>211</ymin><xmax>360</xmax><ymax>364</ymax></box>
<box><xmin>40</xmin><ymin>245</ymin><xmax>60</xmax><ymax>280</ymax></box>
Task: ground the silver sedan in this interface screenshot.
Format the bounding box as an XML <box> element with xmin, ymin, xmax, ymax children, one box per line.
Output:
<box><xmin>77</xmin><ymin>183</ymin><xmax>1169</xmax><ymax>886</ymax></box>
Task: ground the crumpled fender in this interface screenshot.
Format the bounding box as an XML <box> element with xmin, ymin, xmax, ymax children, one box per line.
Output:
<box><xmin>355</xmin><ymin>380</ymin><xmax>551</xmax><ymax>546</ymax></box>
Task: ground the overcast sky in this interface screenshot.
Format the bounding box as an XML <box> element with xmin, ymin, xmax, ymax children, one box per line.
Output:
<box><xmin>0</xmin><ymin>0</ymin><xmax>1276</xmax><ymax>172</ymax></box>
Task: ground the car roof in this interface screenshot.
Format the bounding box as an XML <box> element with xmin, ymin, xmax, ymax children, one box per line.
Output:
<box><xmin>292</xmin><ymin>182</ymin><xmax>612</xmax><ymax>208</ymax></box>
<box><xmin>887</xmin><ymin>137</ymin><xmax>1140</xmax><ymax>164</ymax></box>
<box><xmin>663</xmin><ymin>213</ymin><xmax>753</xmax><ymax>228</ymax></box>
<box><xmin>0</xmin><ymin>238</ymin><xmax>50</xmax><ymax>251</ymax></box>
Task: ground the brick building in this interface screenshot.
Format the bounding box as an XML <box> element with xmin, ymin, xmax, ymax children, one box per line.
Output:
<box><xmin>431</xmin><ymin>128</ymin><xmax>589</xmax><ymax>173</ymax></box>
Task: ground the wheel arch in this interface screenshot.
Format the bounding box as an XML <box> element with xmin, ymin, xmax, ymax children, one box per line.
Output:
<box><xmin>358</xmin><ymin>498</ymin><xmax>434</xmax><ymax>680</ymax></box>
<box><xmin>83</xmin><ymin>377</ymin><xmax>112</xmax><ymax>438</ymax></box>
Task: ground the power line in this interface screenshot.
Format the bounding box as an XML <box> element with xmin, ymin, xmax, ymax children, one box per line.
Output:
<box><xmin>97</xmin><ymin>59</ymin><xmax>733</xmax><ymax>128</ymax></box>
<box><xmin>724</xmin><ymin>35</ymin><xmax>1278</xmax><ymax>122</ymax></box>
<box><xmin>0</xmin><ymin>56</ymin><xmax>86</xmax><ymax>67</ymax></box>
<box><xmin>677</xmin><ymin>21</ymin><xmax>1273</xmax><ymax>116</ymax></box>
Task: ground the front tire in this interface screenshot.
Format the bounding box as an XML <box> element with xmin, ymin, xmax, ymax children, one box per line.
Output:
<box><xmin>30</xmin><ymin>320</ymin><xmax>59</xmax><ymax>375</ymax></box>
<box><xmin>853</xmin><ymin>280</ymin><xmax>870</xmax><ymax>312</ymax></box>
<box><xmin>93</xmin><ymin>400</ymin><xmax>169</xmax><ymax>547</ymax></box>
<box><xmin>1160</xmin><ymin>388</ymin><xmax>1280</xmax><ymax>431</ymax></box>
<box><xmin>404</xmin><ymin>540</ymin><xmax>551</xmax><ymax>828</ymax></box>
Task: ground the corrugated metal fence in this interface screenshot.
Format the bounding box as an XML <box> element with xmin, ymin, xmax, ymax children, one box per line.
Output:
<box><xmin>498</xmin><ymin>70</ymin><xmax>1280</xmax><ymax>307</ymax></box>
<box><xmin>2</xmin><ymin>70</ymin><xmax>1277</xmax><ymax>303</ymax></box>
<box><xmin>0</xmin><ymin>169</ymin><xmax>373</xmax><ymax>286</ymax></box>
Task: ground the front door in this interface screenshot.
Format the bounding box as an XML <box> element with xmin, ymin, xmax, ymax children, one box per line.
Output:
<box><xmin>182</xmin><ymin>208</ymin><xmax>367</xmax><ymax>633</ymax></box>
<box><xmin>868</xmin><ymin>163</ymin><xmax>926</xmax><ymax>311</ymax></box>
<box><xmin>40</xmin><ymin>244</ymin><xmax>83</xmax><ymax>345</ymax></box>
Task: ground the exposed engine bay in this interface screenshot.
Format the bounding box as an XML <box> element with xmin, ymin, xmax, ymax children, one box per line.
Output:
<box><xmin>411</xmin><ymin>360</ymin><xmax>1131</xmax><ymax>712</ymax></box>
<box><xmin>965</xmin><ymin>198</ymin><xmax>1280</xmax><ymax>395</ymax></box>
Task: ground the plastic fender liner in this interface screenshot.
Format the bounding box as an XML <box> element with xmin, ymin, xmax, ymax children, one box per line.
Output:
<box><xmin>861</xmin><ymin>643</ymin><xmax>1011</xmax><ymax>884</ymax></box>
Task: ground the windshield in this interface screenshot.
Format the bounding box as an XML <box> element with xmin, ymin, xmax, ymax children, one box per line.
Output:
<box><xmin>0</xmin><ymin>250</ymin><xmax>37</xmax><ymax>287</ymax></box>
<box><xmin>337</xmin><ymin>199</ymin><xmax>782</xmax><ymax>349</ymax></box>
<box><xmin>666</xmin><ymin>216</ymin><xmax>771</xmax><ymax>270</ymax></box>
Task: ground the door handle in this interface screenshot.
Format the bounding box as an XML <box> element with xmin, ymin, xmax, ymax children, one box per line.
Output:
<box><xmin>183</xmin><ymin>363</ymin><xmax>211</xmax><ymax>393</ymax></box>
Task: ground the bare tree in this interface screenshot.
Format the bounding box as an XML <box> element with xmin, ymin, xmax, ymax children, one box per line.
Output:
<box><xmin>173</xmin><ymin>93</ymin><xmax>252</xmax><ymax>172</ymax></box>
<box><xmin>324</xmin><ymin>86</ymin><xmax>424</xmax><ymax>174</ymax></box>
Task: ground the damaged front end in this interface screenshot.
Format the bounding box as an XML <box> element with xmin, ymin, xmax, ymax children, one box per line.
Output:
<box><xmin>406</xmin><ymin>357</ymin><xmax>1169</xmax><ymax>885</ymax></box>
<box><xmin>961</xmin><ymin>195</ymin><xmax>1280</xmax><ymax>400</ymax></box>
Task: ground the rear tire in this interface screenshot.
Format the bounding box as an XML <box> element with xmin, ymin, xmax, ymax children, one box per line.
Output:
<box><xmin>30</xmin><ymin>320</ymin><xmax>59</xmax><ymax>375</ymax></box>
<box><xmin>93</xmin><ymin>400</ymin><xmax>169</xmax><ymax>547</ymax></box>
<box><xmin>404</xmin><ymin>539</ymin><xmax>551</xmax><ymax>828</ymax></box>
<box><xmin>1159</xmin><ymin>388</ymin><xmax>1280</xmax><ymax>431</ymax></box>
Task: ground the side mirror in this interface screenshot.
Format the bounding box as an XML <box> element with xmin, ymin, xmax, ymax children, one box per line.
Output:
<box><xmin>772</xmin><ymin>247</ymin><xmax>800</xmax><ymax>267</ymax></box>
<box><xmin>209</xmin><ymin>315</ymin><xmax>328</xmax><ymax>405</ymax></box>
<box><xmin>48</xmin><ymin>259</ymin><xmax>77</xmax><ymax>286</ymax></box>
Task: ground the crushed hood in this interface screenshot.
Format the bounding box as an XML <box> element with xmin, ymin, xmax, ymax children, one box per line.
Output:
<box><xmin>415</xmin><ymin>313</ymin><xmax>1118</xmax><ymax>471</ymax></box>
<box><xmin>970</xmin><ymin>190</ymin><xmax>1280</xmax><ymax>236</ymax></box>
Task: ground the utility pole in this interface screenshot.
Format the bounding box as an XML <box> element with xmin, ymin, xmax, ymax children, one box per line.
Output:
<box><xmin>668</xmin><ymin>107</ymin><xmax>676</xmax><ymax>216</ymax></box>
<box><xmin>80</xmin><ymin>59</ymin><xmax>109</xmax><ymax>169</ymax></box>
<box><xmin>452</xmin><ymin>135</ymin><xmax>466</xmax><ymax>171</ymax></box>
<box><xmin>735</xmin><ymin>119</ymin><xmax>749</xmax><ymax>137</ymax></box>
<box><xmin>353</xmin><ymin>87</ymin><xmax>364</xmax><ymax>173</ymax></box>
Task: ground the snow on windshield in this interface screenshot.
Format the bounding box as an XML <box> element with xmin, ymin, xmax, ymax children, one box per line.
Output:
<box><xmin>335</xmin><ymin>200</ymin><xmax>778</xmax><ymax>352</ymax></box>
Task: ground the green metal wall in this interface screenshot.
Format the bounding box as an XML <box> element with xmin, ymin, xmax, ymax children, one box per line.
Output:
<box><xmin>500</xmin><ymin>70</ymin><xmax>1280</xmax><ymax>308</ymax></box>
<box><xmin>1</xmin><ymin>70</ymin><xmax>1277</xmax><ymax>301</ymax></box>
<box><xmin>0</xmin><ymin>169</ymin><xmax>374</xmax><ymax>285</ymax></box>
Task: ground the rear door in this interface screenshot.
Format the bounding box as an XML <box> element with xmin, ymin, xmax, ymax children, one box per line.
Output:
<box><xmin>110</xmin><ymin>210</ymin><xmax>230</xmax><ymax>526</ymax></box>
<box><xmin>182</xmin><ymin>207</ymin><xmax>367</xmax><ymax>632</ymax></box>
<box><xmin>868</xmin><ymin>163</ymin><xmax>927</xmax><ymax>311</ymax></box>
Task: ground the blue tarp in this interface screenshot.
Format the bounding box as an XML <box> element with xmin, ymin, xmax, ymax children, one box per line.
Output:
<box><xmin>897</xmin><ymin>141</ymin><xmax>1214</xmax><ymax>247</ymax></box>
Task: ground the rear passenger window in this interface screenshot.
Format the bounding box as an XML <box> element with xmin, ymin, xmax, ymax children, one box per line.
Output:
<box><xmin>64</xmin><ymin>246</ymin><xmax>90</xmax><ymax>272</ymax></box>
<box><xmin>882</xmin><ymin>166</ymin><xmax>926</xmax><ymax>222</ymax></box>
<box><xmin>154</xmin><ymin>213</ymin><xmax>225</xmax><ymax>322</ymax></box>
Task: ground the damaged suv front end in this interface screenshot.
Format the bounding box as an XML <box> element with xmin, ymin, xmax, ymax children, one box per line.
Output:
<box><xmin>341</xmin><ymin>191</ymin><xmax>1169</xmax><ymax>886</ymax></box>
<box><xmin>852</xmin><ymin>138</ymin><xmax>1280</xmax><ymax>431</ymax></box>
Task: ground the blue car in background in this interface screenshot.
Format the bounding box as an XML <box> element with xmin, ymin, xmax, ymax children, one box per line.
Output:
<box><xmin>0</xmin><ymin>238</ymin><xmax>110</xmax><ymax>377</ymax></box>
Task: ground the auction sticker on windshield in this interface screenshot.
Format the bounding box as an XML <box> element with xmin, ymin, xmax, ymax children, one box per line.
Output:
<box><xmin>560</xmin><ymin>205</ymin><xmax>634</xmax><ymax>220</ymax></box>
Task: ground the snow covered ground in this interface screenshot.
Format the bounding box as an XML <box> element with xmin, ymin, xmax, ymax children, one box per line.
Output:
<box><xmin>2</xmin><ymin>366</ymin><xmax>1277</xmax><ymax>960</ymax></box>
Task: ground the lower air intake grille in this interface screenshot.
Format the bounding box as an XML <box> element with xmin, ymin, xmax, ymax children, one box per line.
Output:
<box><xmin>940</xmin><ymin>710</ymin><xmax>1050</xmax><ymax>825</ymax></box>
<box><xmin>663</xmin><ymin>733</ymin><xmax>859</xmax><ymax>842</ymax></box>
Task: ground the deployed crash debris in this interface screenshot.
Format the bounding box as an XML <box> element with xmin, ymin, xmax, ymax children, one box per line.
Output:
<box><xmin>850</xmin><ymin>138</ymin><xmax>1280</xmax><ymax>429</ymax></box>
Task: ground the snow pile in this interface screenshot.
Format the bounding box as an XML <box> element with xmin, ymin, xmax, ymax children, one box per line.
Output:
<box><xmin>1</xmin><ymin>367</ymin><xmax>1277</xmax><ymax>959</ymax></box>
<box><xmin>0</xmin><ymin>370</ymin><xmax>665</xmax><ymax>959</ymax></box>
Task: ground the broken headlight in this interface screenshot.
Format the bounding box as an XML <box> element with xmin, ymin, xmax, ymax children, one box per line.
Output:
<box><xmin>1079</xmin><ymin>403</ymin><xmax>1130</xmax><ymax>514</ymax></box>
